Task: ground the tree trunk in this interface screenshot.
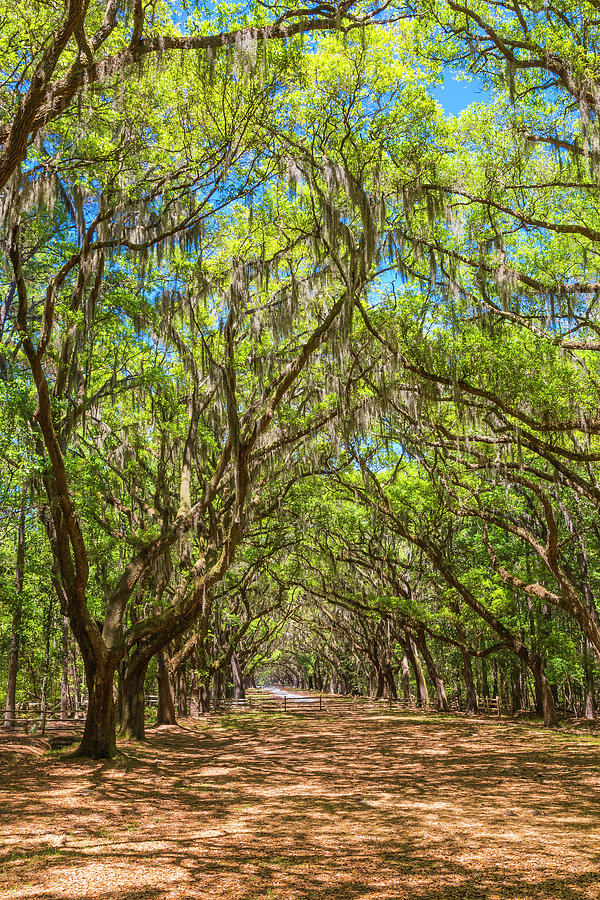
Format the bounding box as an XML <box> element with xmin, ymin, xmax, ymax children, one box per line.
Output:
<box><xmin>461</xmin><ymin>648</ymin><xmax>478</xmax><ymax>714</ymax></box>
<box><xmin>413</xmin><ymin>627</ymin><xmax>449</xmax><ymax>712</ymax></box>
<box><xmin>3</xmin><ymin>491</ymin><xmax>26</xmax><ymax>731</ymax></box>
<box><xmin>231</xmin><ymin>653</ymin><xmax>245</xmax><ymax>701</ymax></box>
<box><xmin>189</xmin><ymin>672</ymin><xmax>200</xmax><ymax>716</ymax></box>
<box><xmin>384</xmin><ymin>667</ymin><xmax>397</xmax><ymax>700</ymax></box>
<box><xmin>530</xmin><ymin>654</ymin><xmax>558</xmax><ymax>727</ymax></box>
<box><xmin>400</xmin><ymin>653</ymin><xmax>410</xmax><ymax>702</ymax></box>
<box><xmin>491</xmin><ymin>661</ymin><xmax>498</xmax><ymax>697</ymax></box>
<box><xmin>451</xmin><ymin>607</ymin><xmax>477</xmax><ymax>714</ymax></box>
<box><xmin>3</xmin><ymin>606</ymin><xmax>22</xmax><ymax>731</ymax></box>
<box><xmin>510</xmin><ymin>665</ymin><xmax>522</xmax><ymax>714</ymax></box>
<box><xmin>72</xmin><ymin>644</ymin><xmax>82</xmax><ymax>718</ymax></box>
<box><xmin>120</xmin><ymin>659</ymin><xmax>148</xmax><ymax>740</ymax></box>
<box><xmin>60</xmin><ymin>616</ymin><xmax>69</xmax><ymax>720</ymax></box>
<box><xmin>156</xmin><ymin>649</ymin><xmax>177</xmax><ymax>725</ymax></box>
<box><xmin>313</xmin><ymin>659</ymin><xmax>323</xmax><ymax>692</ymax></box>
<box><xmin>176</xmin><ymin>667</ymin><xmax>188</xmax><ymax>717</ymax></box>
<box><xmin>374</xmin><ymin>666</ymin><xmax>385</xmax><ymax>700</ymax></box>
<box><xmin>199</xmin><ymin>679</ymin><xmax>211</xmax><ymax>713</ymax></box>
<box><xmin>404</xmin><ymin>635</ymin><xmax>428</xmax><ymax>706</ymax></box>
<box><xmin>39</xmin><ymin>597</ymin><xmax>53</xmax><ymax>736</ymax></box>
<box><xmin>76</xmin><ymin>661</ymin><xmax>118</xmax><ymax>758</ymax></box>
<box><xmin>584</xmin><ymin>640</ymin><xmax>596</xmax><ymax>720</ymax></box>
<box><xmin>481</xmin><ymin>655</ymin><xmax>490</xmax><ymax>699</ymax></box>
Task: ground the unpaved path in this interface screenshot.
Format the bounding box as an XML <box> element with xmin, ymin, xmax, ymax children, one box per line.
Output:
<box><xmin>2</xmin><ymin>712</ymin><xmax>600</xmax><ymax>899</ymax></box>
<box><xmin>261</xmin><ymin>686</ymin><xmax>318</xmax><ymax>702</ymax></box>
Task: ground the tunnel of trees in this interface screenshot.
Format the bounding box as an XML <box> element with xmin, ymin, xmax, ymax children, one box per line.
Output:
<box><xmin>2</xmin><ymin>0</ymin><xmax>600</xmax><ymax>757</ymax></box>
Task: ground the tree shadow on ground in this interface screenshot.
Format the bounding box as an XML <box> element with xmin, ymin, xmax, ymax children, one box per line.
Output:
<box><xmin>1</xmin><ymin>712</ymin><xmax>600</xmax><ymax>898</ymax></box>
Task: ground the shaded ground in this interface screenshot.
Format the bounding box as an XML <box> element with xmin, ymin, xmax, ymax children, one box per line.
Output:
<box><xmin>2</xmin><ymin>710</ymin><xmax>600</xmax><ymax>899</ymax></box>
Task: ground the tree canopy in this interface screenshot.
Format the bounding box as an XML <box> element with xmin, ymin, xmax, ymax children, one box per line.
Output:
<box><xmin>2</xmin><ymin>0</ymin><xmax>600</xmax><ymax>756</ymax></box>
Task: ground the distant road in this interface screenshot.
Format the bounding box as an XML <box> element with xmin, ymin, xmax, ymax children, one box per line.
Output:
<box><xmin>259</xmin><ymin>686</ymin><xmax>318</xmax><ymax>703</ymax></box>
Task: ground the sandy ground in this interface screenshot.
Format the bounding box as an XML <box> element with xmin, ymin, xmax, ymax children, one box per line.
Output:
<box><xmin>1</xmin><ymin>711</ymin><xmax>600</xmax><ymax>899</ymax></box>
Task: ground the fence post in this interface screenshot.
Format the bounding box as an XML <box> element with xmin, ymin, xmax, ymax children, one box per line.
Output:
<box><xmin>319</xmin><ymin>695</ymin><xmax>322</xmax><ymax>711</ymax></box>
<box><xmin>284</xmin><ymin>695</ymin><xmax>286</xmax><ymax>712</ymax></box>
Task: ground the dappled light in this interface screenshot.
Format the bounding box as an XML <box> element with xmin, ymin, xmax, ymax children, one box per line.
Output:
<box><xmin>3</xmin><ymin>0</ymin><xmax>600</xmax><ymax>896</ymax></box>
<box><xmin>2</xmin><ymin>713</ymin><xmax>600</xmax><ymax>898</ymax></box>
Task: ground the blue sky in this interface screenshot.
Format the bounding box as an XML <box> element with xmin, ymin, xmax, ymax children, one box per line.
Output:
<box><xmin>431</xmin><ymin>71</ymin><xmax>490</xmax><ymax>116</ymax></box>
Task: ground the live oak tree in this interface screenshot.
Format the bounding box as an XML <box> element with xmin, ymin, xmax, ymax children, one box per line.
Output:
<box><xmin>4</xmin><ymin>39</ymin><xmax>287</xmax><ymax>755</ymax></box>
<box><xmin>3</xmin><ymin>0</ymin><xmax>600</xmax><ymax>740</ymax></box>
<box><xmin>0</xmin><ymin>0</ymin><xmax>387</xmax><ymax>191</ymax></box>
<box><xmin>2</xmin><ymin>20</ymin><xmax>438</xmax><ymax>755</ymax></box>
<box><xmin>108</xmin><ymin>26</ymin><xmax>441</xmax><ymax>741</ymax></box>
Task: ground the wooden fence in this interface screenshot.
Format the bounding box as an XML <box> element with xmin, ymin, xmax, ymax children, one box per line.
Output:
<box><xmin>219</xmin><ymin>690</ymin><xmax>518</xmax><ymax>716</ymax></box>
<box><xmin>0</xmin><ymin>690</ymin><xmax>523</xmax><ymax>734</ymax></box>
<box><xmin>222</xmin><ymin>691</ymin><xmax>452</xmax><ymax>714</ymax></box>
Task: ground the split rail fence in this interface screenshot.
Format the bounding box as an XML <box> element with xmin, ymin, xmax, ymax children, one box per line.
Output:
<box><xmin>218</xmin><ymin>690</ymin><xmax>510</xmax><ymax>715</ymax></box>
<box><xmin>1</xmin><ymin>690</ymin><xmax>527</xmax><ymax>734</ymax></box>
